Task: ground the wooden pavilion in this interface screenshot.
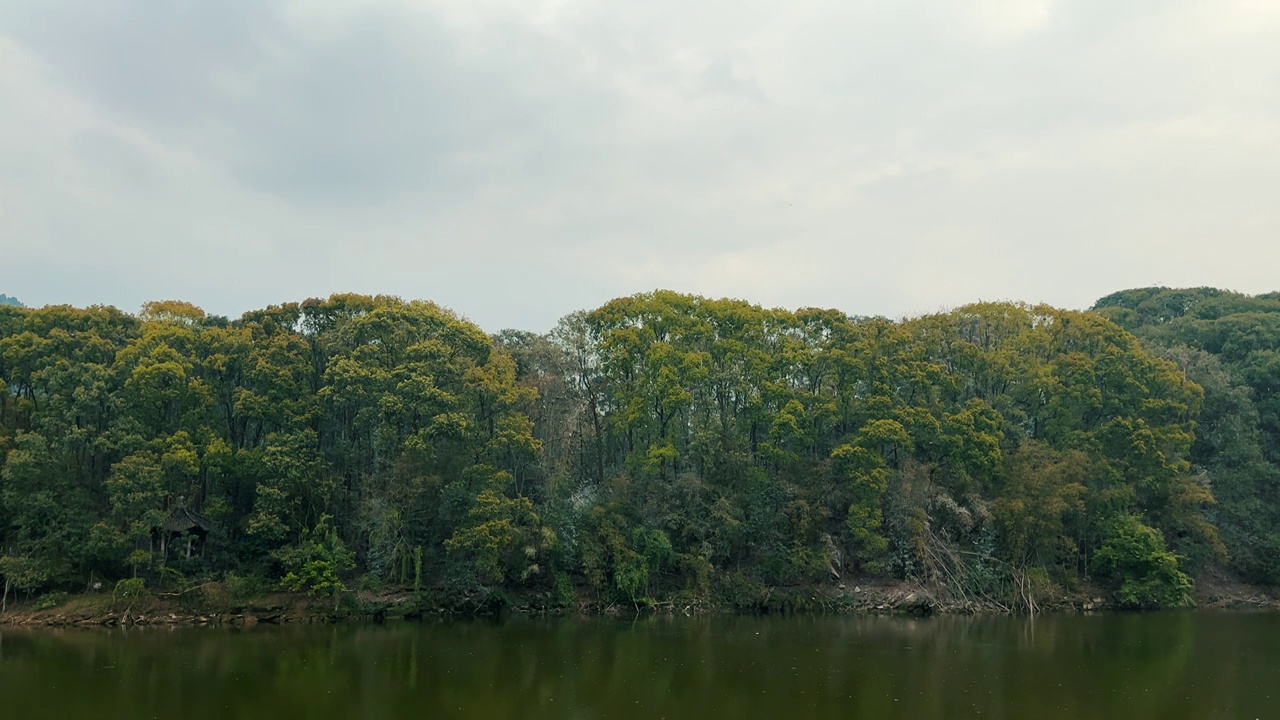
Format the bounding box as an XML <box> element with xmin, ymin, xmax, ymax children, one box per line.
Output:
<box><xmin>156</xmin><ymin>506</ymin><xmax>213</xmax><ymax>561</ymax></box>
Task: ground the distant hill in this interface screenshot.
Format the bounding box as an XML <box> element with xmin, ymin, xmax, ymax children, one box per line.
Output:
<box><xmin>0</xmin><ymin>294</ymin><xmax>23</xmax><ymax>307</ymax></box>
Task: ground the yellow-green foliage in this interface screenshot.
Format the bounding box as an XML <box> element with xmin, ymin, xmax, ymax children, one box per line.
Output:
<box><xmin>0</xmin><ymin>288</ymin><xmax>1267</xmax><ymax>609</ymax></box>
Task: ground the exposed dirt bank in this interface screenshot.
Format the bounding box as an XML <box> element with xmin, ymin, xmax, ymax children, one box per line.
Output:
<box><xmin>3</xmin><ymin>577</ymin><xmax>1278</xmax><ymax>628</ymax></box>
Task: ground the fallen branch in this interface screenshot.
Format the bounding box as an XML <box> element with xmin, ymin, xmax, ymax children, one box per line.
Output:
<box><xmin>157</xmin><ymin>582</ymin><xmax>219</xmax><ymax>598</ymax></box>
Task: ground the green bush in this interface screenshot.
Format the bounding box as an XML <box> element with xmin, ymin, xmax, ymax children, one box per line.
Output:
<box><xmin>34</xmin><ymin>591</ymin><xmax>69</xmax><ymax>611</ymax></box>
<box><xmin>553</xmin><ymin>570</ymin><xmax>575</xmax><ymax>607</ymax></box>
<box><xmin>224</xmin><ymin>571</ymin><xmax>271</xmax><ymax>600</ymax></box>
<box><xmin>113</xmin><ymin>578</ymin><xmax>146</xmax><ymax>607</ymax></box>
<box><xmin>714</xmin><ymin>571</ymin><xmax>769</xmax><ymax>612</ymax></box>
<box><xmin>0</xmin><ymin>555</ymin><xmax>49</xmax><ymax>595</ymax></box>
<box><xmin>277</xmin><ymin>514</ymin><xmax>356</xmax><ymax>610</ymax></box>
<box><xmin>678</xmin><ymin>552</ymin><xmax>714</xmax><ymax>601</ymax></box>
<box><xmin>157</xmin><ymin>565</ymin><xmax>189</xmax><ymax>592</ymax></box>
<box><xmin>1095</xmin><ymin>516</ymin><xmax>1193</xmax><ymax>609</ymax></box>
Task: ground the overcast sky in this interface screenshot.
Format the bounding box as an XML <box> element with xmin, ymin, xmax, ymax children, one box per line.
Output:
<box><xmin>1</xmin><ymin>1</ymin><xmax>1277</xmax><ymax>331</ymax></box>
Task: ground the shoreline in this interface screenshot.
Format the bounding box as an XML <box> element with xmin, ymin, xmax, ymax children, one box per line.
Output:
<box><xmin>4</xmin><ymin>577</ymin><xmax>1278</xmax><ymax>628</ymax></box>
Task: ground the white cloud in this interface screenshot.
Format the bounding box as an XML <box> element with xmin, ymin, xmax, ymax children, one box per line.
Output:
<box><xmin>959</xmin><ymin>0</ymin><xmax>1059</xmax><ymax>42</ymax></box>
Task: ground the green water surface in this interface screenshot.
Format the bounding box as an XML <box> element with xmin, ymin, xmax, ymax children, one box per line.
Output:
<box><xmin>2</xmin><ymin>612</ymin><xmax>1277</xmax><ymax>718</ymax></box>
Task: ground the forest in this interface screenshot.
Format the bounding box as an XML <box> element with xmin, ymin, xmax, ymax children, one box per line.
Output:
<box><xmin>1</xmin><ymin>287</ymin><xmax>1277</xmax><ymax>612</ymax></box>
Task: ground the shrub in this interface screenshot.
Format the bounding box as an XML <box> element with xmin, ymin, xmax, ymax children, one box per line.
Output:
<box><xmin>34</xmin><ymin>591</ymin><xmax>68</xmax><ymax>611</ymax></box>
<box><xmin>113</xmin><ymin>578</ymin><xmax>146</xmax><ymax>607</ymax></box>
<box><xmin>713</xmin><ymin>571</ymin><xmax>769</xmax><ymax>613</ymax></box>
<box><xmin>224</xmin><ymin>572</ymin><xmax>271</xmax><ymax>600</ymax></box>
<box><xmin>277</xmin><ymin>514</ymin><xmax>356</xmax><ymax>610</ymax></box>
<box><xmin>1095</xmin><ymin>515</ymin><xmax>1193</xmax><ymax>609</ymax></box>
<box><xmin>0</xmin><ymin>555</ymin><xmax>49</xmax><ymax>595</ymax></box>
<box><xmin>553</xmin><ymin>570</ymin><xmax>575</xmax><ymax>607</ymax></box>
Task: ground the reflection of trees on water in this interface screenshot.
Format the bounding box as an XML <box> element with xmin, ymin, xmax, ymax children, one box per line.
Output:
<box><xmin>0</xmin><ymin>614</ymin><xmax>1274</xmax><ymax>719</ymax></box>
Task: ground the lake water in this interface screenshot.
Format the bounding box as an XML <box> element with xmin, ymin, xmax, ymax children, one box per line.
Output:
<box><xmin>2</xmin><ymin>612</ymin><xmax>1278</xmax><ymax>719</ymax></box>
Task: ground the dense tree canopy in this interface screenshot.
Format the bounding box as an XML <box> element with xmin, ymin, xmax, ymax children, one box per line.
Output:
<box><xmin>0</xmin><ymin>288</ymin><xmax>1267</xmax><ymax>610</ymax></box>
<box><xmin>0</xmin><ymin>296</ymin><xmax>544</xmax><ymax>604</ymax></box>
<box><xmin>1094</xmin><ymin>287</ymin><xmax>1280</xmax><ymax>585</ymax></box>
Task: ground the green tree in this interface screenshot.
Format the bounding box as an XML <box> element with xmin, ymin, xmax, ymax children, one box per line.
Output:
<box><xmin>278</xmin><ymin>514</ymin><xmax>356</xmax><ymax>610</ymax></box>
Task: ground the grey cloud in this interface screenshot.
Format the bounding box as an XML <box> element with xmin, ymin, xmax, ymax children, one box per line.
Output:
<box><xmin>2</xmin><ymin>0</ymin><xmax>277</xmax><ymax>126</ymax></box>
<box><xmin>1</xmin><ymin>0</ymin><xmax>1278</xmax><ymax>331</ymax></box>
<box><xmin>5</xmin><ymin>1</ymin><xmax>615</xmax><ymax>206</ymax></box>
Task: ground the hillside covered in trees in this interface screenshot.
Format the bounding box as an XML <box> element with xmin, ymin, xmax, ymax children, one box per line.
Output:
<box><xmin>1093</xmin><ymin>288</ymin><xmax>1280</xmax><ymax>587</ymax></box>
<box><xmin>1</xmin><ymin>288</ymin><xmax>1275</xmax><ymax>612</ymax></box>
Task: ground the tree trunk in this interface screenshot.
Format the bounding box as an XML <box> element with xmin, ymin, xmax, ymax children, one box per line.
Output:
<box><xmin>589</xmin><ymin>400</ymin><xmax>605</xmax><ymax>485</ymax></box>
<box><xmin>2</xmin><ymin>578</ymin><xmax>9</xmax><ymax>614</ymax></box>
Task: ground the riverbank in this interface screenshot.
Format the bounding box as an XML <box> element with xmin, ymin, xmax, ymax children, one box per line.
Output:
<box><xmin>4</xmin><ymin>576</ymin><xmax>1279</xmax><ymax>628</ymax></box>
